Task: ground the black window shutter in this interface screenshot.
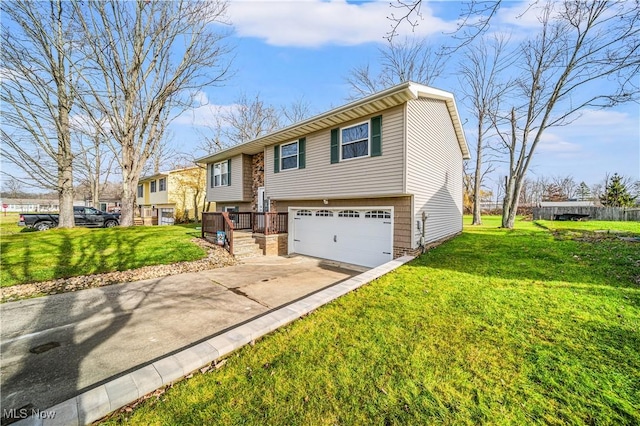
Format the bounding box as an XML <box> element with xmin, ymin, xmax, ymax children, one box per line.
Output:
<box><xmin>371</xmin><ymin>115</ymin><xmax>382</xmax><ymax>157</ymax></box>
<box><xmin>227</xmin><ymin>159</ymin><xmax>231</xmax><ymax>185</ymax></box>
<box><xmin>298</xmin><ymin>138</ymin><xmax>306</xmax><ymax>169</ymax></box>
<box><xmin>210</xmin><ymin>164</ymin><xmax>214</xmax><ymax>188</ymax></box>
<box><xmin>274</xmin><ymin>145</ymin><xmax>280</xmax><ymax>173</ymax></box>
<box><xmin>330</xmin><ymin>128</ymin><xmax>339</xmax><ymax>164</ymax></box>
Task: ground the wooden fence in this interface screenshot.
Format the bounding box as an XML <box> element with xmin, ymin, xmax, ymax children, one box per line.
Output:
<box><xmin>533</xmin><ymin>206</ymin><xmax>640</xmax><ymax>221</ymax></box>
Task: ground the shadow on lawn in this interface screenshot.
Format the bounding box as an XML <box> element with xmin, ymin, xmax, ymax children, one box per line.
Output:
<box><xmin>413</xmin><ymin>228</ymin><xmax>640</xmax><ymax>290</ymax></box>
<box><xmin>2</xmin><ymin>228</ymin><xmax>149</xmax><ymax>286</ymax></box>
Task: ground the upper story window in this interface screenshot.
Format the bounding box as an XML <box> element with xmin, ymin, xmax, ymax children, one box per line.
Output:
<box><xmin>159</xmin><ymin>178</ymin><xmax>166</xmax><ymax>191</ymax></box>
<box><xmin>213</xmin><ymin>161</ymin><xmax>229</xmax><ymax>187</ymax></box>
<box><xmin>341</xmin><ymin>122</ymin><xmax>369</xmax><ymax>160</ymax></box>
<box><xmin>274</xmin><ymin>138</ymin><xmax>305</xmax><ymax>173</ymax></box>
<box><xmin>281</xmin><ymin>141</ymin><xmax>299</xmax><ymax>170</ymax></box>
<box><xmin>150</xmin><ymin>180</ymin><xmax>157</xmax><ymax>193</ymax></box>
<box><xmin>137</xmin><ymin>184</ymin><xmax>143</xmax><ymax>198</ymax></box>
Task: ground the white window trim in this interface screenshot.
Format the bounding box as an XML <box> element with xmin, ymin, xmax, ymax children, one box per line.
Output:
<box><xmin>137</xmin><ymin>184</ymin><xmax>143</xmax><ymax>198</ymax></box>
<box><xmin>159</xmin><ymin>178</ymin><xmax>166</xmax><ymax>192</ymax></box>
<box><xmin>339</xmin><ymin>120</ymin><xmax>370</xmax><ymax>162</ymax></box>
<box><xmin>213</xmin><ymin>160</ymin><xmax>229</xmax><ymax>187</ymax></box>
<box><xmin>280</xmin><ymin>141</ymin><xmax>299</xmax><ymax>171</ymax></box>
<box><xmin>150</xmin><ymin>180</ymin><xmax>157</xmax><ymax>193</ymax></box>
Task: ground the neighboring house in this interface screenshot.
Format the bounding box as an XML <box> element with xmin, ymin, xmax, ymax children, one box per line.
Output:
<box><xmin>198</xmin><ymin>82</ymin><xmax>470</xmax><ymax>268</ymax></box>
<box><xmin>1</xmin><ymin>198</ymin><xmax>61</xmax><ymax>212</ymax></box>
<box><xmin>136</xmin><ymin>166</ymin><xmax>206</xmax><ymax>225</ymax></box>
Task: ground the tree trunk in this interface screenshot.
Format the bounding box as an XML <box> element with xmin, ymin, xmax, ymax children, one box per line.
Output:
<box><xmin>58</xmin><ymin>170</ymin><xmax>75</xmax><ymax>228</ymax></box>
<box><xmin>502</xmin><ymin>173</ymin><xmax>525</xmax><ymax>229</ymax></box>
<box><xmin>120</xmin><ymin>172</ymin><xmax>138</xmax><ymax>227</ymax></box>
<box><xmin>56</xmin><ymin>84</ymin><xmax>75</xmax><ymax>228</ymax></box>
<box><xmin>193</xmin><ymin>192</ymin><xmax>200</xmax><ymax>221</ymax></box>
<box><xmin>471</xmin><ymin>114</ymin><xmax>483</xmax><ymax>225</ymax></box>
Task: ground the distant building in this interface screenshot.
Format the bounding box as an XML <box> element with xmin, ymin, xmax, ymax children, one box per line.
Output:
<box><xmin>540</xmin><ymin>200</ymin><xmax>595</xmax><ymax>208</ymax></box>
<box><xmin>0</xmin><ymin>198</ymin><xmax>61</xmax><ymax>213</ymax></box>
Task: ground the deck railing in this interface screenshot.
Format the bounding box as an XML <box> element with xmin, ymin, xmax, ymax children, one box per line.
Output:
<box><xmin>253</xmin><ymin>212</ymin><xmax>288</xmax><ymax>235</ymax></box>
<box><xmin>201</xmin><ymin>211</ymin><xmax>288</xmax><ymax>255</ymax></box>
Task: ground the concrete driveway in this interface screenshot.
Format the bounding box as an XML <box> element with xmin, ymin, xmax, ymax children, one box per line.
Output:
<box><xmin>0</xmin><ymin>255</ymin><xmax>363</xmax><ymax>418</ymax></box>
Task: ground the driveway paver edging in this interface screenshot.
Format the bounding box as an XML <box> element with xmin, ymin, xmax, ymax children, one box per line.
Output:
<box><xmin>14</xmin><ymin>255</ymin><xmax>414</xmax><ymax>426</ymax></box>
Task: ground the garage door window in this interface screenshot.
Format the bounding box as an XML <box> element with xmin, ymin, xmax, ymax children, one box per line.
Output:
<box><xmin>315</xmin><ymin>210</ymin><xmax>333</xmax><ymax>217</ymax></box>
<box><xmin>296</xmin><ymin>210</ymin><xmax>312</xmax><ymax>216</ymax></box>
<box><xmin>365</xmin><ymin>210</ymin><xmax>391</xmax><ymax>219</ymax></box>
<box><xmin>338</xmin><ymin>210</ymin><xmax>360</xmax><ymax>218</ymax></box>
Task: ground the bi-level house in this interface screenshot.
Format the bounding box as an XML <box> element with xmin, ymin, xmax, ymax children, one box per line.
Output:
<box><xmin>136</xmin><ymin>166</ymin><xmax>206</xmax><ymax>225</ymax></box>
<box><xmin>199</xmin><ymin>82</ymin><xmax>470</xmax><ymax>268</ymax></box>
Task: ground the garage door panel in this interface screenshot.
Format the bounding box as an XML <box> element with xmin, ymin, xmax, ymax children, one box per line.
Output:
<box><xmin>291</xmin><ymin>208</ymin><xmax>393</xmax><ymax>268</ymax></box>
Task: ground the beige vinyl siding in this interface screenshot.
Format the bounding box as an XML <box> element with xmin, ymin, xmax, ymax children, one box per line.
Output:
<box><xmin>265</xmin><ymin>106</ymin><xmax>405</xmax><ymax>200</ymax></box>
<box><xmin>206</xmin><ymin>155</ymin><xmax>248</xmax><ymax>203</ymax></box>
<box><xmin>406</xmin><ymin>98</ymin><xmax>464</xmax><ymax>246</ymax></box>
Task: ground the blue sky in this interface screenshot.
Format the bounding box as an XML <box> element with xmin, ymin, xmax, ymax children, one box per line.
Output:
<box><xmin>172</xmin><ymin>0</ymin><xmax>639</xmax><ymax>192</ymax></box>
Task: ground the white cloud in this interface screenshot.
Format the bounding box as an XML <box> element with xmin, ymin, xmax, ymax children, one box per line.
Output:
<box><xmin>494</xmin><ymin>1</ymin><xmax>545</xmax><ymax>30</ymax></box>
<box><xmin>569</xmin><ymin>109</ymin><xmax>631</xmax><ymax>128</ymax></box>
<box><xmin>537</xmin><ymin>132</ymin><xmax>581</xmax><ymax>154</ymax></box>
<box><xmin>228</xmin><ymin>0</ymin><xmax>455</xmax><ymax>47</ymax></box>
<box><xmin>173</xmin><ymin>91</ymin><xmax>238</xmax><ymax>127</ymax></box>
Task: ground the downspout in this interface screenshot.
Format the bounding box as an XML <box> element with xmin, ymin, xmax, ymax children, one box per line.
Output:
<box><xmin>419</xmin><ymin>211</ymin><xmax>428</xmax><ymax>254</ymax></box>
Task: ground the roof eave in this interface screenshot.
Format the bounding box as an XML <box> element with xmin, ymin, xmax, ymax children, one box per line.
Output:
<box><xmin>196</xmin><ymin>81</ymin><xmax>471</xmax><ymax>163</ymax></box>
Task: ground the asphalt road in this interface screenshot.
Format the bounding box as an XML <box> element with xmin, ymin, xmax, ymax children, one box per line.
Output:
<box><xmin>0</xmin><ymin>256</ymin><xmax>362</xmax><ymax>417</ymax></box>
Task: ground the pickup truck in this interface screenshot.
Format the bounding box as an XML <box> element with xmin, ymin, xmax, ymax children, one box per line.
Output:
<box><xmin>19</xmin><ymin>206</ymin><xmax>120</xmax><ymax>231</ymax></box>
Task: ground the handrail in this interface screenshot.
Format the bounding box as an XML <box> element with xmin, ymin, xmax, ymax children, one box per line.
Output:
<box><xmin>221</xmin><ymin>212</ymin><xmax>234</xmax><ymax>255</ymax></box>
<box><xmin>202</xmin><ymin>211</ymin><xmax>289</xmax><ymax>256</ymax></box>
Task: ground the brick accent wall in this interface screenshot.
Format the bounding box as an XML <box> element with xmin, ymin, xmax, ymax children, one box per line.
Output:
<box><xmin>254</xmin><ymin>233</ymin><xmax>288</xmax><ymax>256</ymax></box>
<box><xmin>251</xmin><ymin>153</ymin><xmax>265</xmax><ymax>212</ymax></box>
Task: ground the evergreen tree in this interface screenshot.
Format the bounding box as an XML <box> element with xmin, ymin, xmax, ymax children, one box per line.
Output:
<box><xmin>576</xmin><ymin>181</ymin><xmax>591</xmax><ymax>201</ymax></box>
<box><xmin>600</xmin><ymin>174</ymin><xmax>637</xmax><ymax>207</ymax></box>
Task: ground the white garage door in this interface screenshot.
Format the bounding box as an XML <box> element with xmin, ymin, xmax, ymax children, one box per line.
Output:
<box><xmin>291</xmin><ymin>208</ymin><xmax>393</xmax><ymax>268</ymax></box>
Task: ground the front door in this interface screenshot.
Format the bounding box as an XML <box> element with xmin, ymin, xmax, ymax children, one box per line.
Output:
<box><xmin>257</xmin><ymin>187</ymin><xmax>266</xmax><ymax>212</ymax></box>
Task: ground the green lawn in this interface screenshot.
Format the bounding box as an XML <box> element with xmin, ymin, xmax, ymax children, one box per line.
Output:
<box><xmin>1</xmin><ymin>223</ymin><xmax>206</xmax><ymax>287</ymax></box>
<box><xmin>0</xmin><ymin>212</ymin><xmax>24</xmax><ymax>236</ymax></box>
<box><xmin>102</xmin><ymin>216</ymin><xmax>640</xmax><ymax>425</ymax></box>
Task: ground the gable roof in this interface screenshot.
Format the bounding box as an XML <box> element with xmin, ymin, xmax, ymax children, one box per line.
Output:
<box><xmin>197</xmin><ymin>81</ymin><xmax>470</xmax><ymax>164</ymax></box>
<box><xmin>138</xmin><ymin>166</ymin><xmax>202</xmax><ymax>183</ymax></box>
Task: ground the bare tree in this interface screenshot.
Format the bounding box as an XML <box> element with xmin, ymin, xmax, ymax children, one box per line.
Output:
<box><xmin>2</xmin><ymin>177</ymin><xmax>24</xmax><ymax>199</ymax></box>
<box><xmin>551</xmin><ymin>175</ymin><xmax>577</xmax><ymax>200</ymax></box>
<box><xmin>73</xmin><ymin>124</ymin><xmax>117</xmax><ymax>207</ymax></box>
<box><xmin>346</xmin><ymin>38</ymin><xmax>445</xmax><ymax>99</ymax></box>
<box><xmin>75</xmin><ymin>0</ymin><xmax>232</xmax><ymax>226</ymax></box>
<box><xmin>459</xmin><ymin>34</ymin><xmax>513</xmax><ymax>225</ymax></box>
<box><xmin>386</xmin><ymin>0</ymin><xmax>501</xmax><ymax>48</ymax></box>
<box><xmin>281</xmin><ymin>96</ymin><xmax>313</xmax><ymax>126</ymax></box>
<box><xmin>221</xmin><ymin>92</ymin><xmax>282</xmax><ymax>144</ymax></box>
<box><xmin>494</xmin><ymin>1</ymin><xmax>639</xmax><ymax>228</ymax></box>
<box><xmin>1</xmin><ymin>0</ymin><xmax>78</xmax><ymax>227</ymax></box>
